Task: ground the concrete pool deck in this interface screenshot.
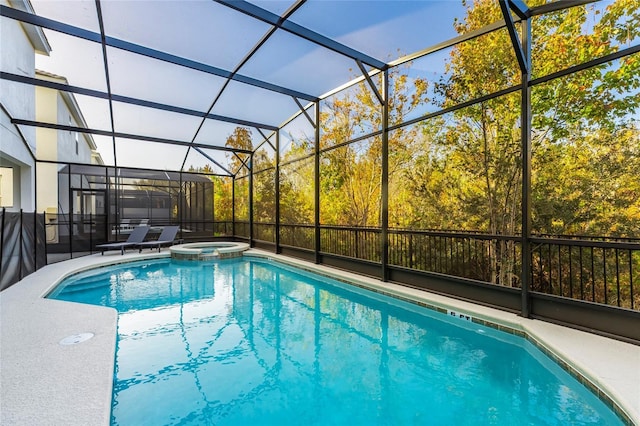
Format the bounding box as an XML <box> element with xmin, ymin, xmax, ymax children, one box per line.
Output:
<box><xmin>1</xmin><ymin>249</ymin><xmax>638</xmax><ymax>425</ymax></box>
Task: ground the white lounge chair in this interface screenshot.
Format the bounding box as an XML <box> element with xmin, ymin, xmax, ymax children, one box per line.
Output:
<box><xmin>96</xmin><ymin>226</ymin><xmax>150</xmax><ymax>255</ymax></box>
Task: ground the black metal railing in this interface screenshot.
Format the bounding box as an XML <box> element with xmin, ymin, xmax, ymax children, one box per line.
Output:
<box><xmin>279</xmin><ymin>223</ymin><xmax>315</xmax><ymax>250</ymax></box>
<box><xmin>244</xmin><ymin>223</ymin><xmax>638</xmax><ymax>313</ymax></box>
<box><xmin>389</xmin><ymin>229</ymin><xmax>522</xmax><ymax>287</ymax></box>
<box><xmin>25</xmin><ymin>209</ymin><xmax>638</xmax><ymax>315</ymax></box>
<box><xmin>530</xmin><ymin>236</ymin><xmax>639</xmax><ymax>310</ymax></box>
<box><xmin>254</xmin><ymin>222</ymin><xmax>276</xmax><ymax>243</ymax></box>
<box><xmin>320</xmin><ymin>225</ymin><xmax>382</xmax><ymax>262</ymax></box>
<box><xmin>178</xmin><ymin>220</ymin><xmax>215</xmax><ymax>241</ymax></box>
<box><xmin>234</xmin><ymin>221</ymin><xmax>250</xmax><ymax>239</ymax></box>
<box><xmin>213</xmin><ymin>221</ymin><xmax>233</xmax><ymax>236</ymax></box>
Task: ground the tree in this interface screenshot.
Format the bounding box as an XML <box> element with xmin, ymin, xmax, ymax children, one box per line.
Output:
<box><xmin>400</xmin><ymin>0</ymin><xmax>639</xmax><ymax>285</ymax></box>
<box><xmin>529</xmin><ymin>0</ymin><xmax>640</xmax><ymax>238</ymax></box>
<box><xmin>224</xmin><ymin>127</ymin><xmax>254</xmax><ymax>223</ymax></box>
<box><xmin>318</xmin><ymin>69</ymin><xmax>431</xmax><ymax>227</ymax></box>
<box><xmin>212</xmin><ymin>175</ymin><xmax>233</xmax><ymax>223</ymax></box>
<box><xmin>252</xmin><ymin>143</ymin><xmax>276</xmax><ymax>228</ymax></box>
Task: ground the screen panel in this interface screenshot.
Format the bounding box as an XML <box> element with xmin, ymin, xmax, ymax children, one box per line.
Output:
<box><xmin>111</xmin><ymin>101</ymin><xmax>202</xmax><ymax>142</ymax></box>
<box><xmin>100</xmin><ymin>0</ymin><xmax>272</xmax><ymax>72</ymax></box>
<box><xmin>114</xmin><ymin>137</ymin><xmax>189</xmax><ymax>172</ymax></box>
<box><xmin>107</xmin><ymin>47</ymin><xmax>228</xmax><ymax>112</ymax></box>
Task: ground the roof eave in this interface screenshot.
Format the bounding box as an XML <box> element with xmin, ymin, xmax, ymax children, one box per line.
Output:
<box><xmin>9</xmin><ymin>0</ymin><xmax>51</xmax><ymax>55</ymax></box>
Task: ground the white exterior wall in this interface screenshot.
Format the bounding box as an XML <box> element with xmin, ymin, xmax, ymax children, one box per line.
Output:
<box><xmin>0</xmin><ymin>0</ymin><xmax>43</xmax><ymax>211</ymax></box>
<box><xmin>0</xmin><ymin>110</ymin><xmax>34</xmax><ymax>211</ymax></box>
<box><xmin>0</xmin><ymin>0</ymin><xmax>37</xmax><ymax>150</ymax></box>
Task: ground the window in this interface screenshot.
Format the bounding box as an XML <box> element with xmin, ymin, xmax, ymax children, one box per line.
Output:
<box><xmin>0</xmin><ymin>167</ymin><xmax>14</xmax><ymax>207</ymax></box>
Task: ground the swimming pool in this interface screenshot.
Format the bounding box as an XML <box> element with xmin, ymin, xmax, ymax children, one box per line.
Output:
<box><xmin>49</xmin><ymin>257</ymin><xmax>624</xmax><ymax>425</ymax></box>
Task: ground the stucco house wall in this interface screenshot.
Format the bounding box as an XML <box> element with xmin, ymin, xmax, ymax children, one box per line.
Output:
<box><xmin>0</xmin><ymin>0</ymin><xmax>50</xmax><ymax>211</ymax></box>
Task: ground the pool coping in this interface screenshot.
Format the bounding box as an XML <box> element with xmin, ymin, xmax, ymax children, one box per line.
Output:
<box><xmin>0</xmin><ymin>249</ymin><xmax>638</xmax><ymax>425</ymax></box>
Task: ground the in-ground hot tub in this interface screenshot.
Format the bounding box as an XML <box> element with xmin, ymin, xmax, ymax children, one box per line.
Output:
<box><xmin>169</xmin><ymin>242</ymin><xmax>250</xmax><ymax>260</ymax></box>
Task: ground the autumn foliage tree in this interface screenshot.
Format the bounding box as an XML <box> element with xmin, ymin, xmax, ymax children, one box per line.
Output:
<box><xmin>204</xmin><ymin>0</ymin><xmax>638</xmax><ymax>296</ymax></box>
<box><xmin>529</xmin><ymin>1</ymin><xmax>640</xmax><ymax>238</ymax></box>
<box><xmin>318</xmin><ymin>69</ymin><xmax>430</xmax><ymax>227</ymax></box>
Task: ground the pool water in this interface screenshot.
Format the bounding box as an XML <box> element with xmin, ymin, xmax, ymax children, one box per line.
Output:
<box><xmin>49</xmin><ymin>258</ymin><xmax>623</xmax><ymax>425</ymax></box>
